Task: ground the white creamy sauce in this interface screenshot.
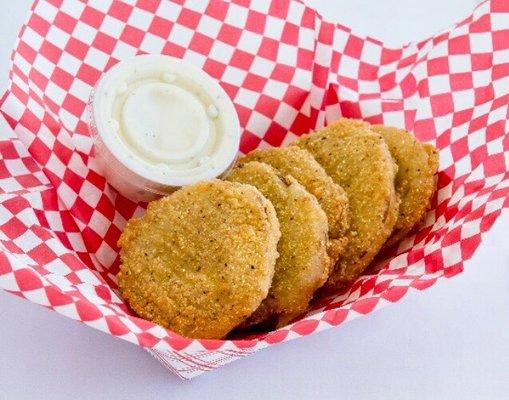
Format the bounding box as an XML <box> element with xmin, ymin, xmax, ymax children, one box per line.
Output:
<box><xmin>90</xmin><ymin>55</ymin><xmax>240</xmax><ymax>201</ymax></box>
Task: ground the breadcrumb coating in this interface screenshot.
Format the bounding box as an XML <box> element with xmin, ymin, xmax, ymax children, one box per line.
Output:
<box><xmin>322</xmin><ymin>119</ymin><xmax>438</xmax><ymax>248</ymax></box>
<box><xmin>227</xmin><ymin>162</ymin><xmax>330</xmax><ymax>327</ymax></box>
<box><xmin>371</xmin><ymin>125</ymin><xmax>438</xmax><ymax>248</ymax></box>
<box><xmin>117</xmin><ymin>179</ymin><xmax>280</xmax><ymax>339</ymax></box>
<box><xmin>240</xmin><ymin>146</ymin><xmax>350</xmax><ymax>264</ymax></box>
<box><xmin>293</xmin><ymin>122</ymin><xmax>399</xmax><ymax>287</ymax></box>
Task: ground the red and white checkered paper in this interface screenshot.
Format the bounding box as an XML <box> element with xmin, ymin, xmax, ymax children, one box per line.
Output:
<box><xmin>0</xmin><ymin>0</ymin><xmax>508</xmax><ymax>379</ymax></box>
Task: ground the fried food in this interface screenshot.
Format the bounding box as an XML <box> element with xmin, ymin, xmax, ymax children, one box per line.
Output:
<box><xmin>117</xmin><ymin>180</ymin><xmax>280</xmax><ymax>339</ymax></box>
<box><xmin>227</xmin><ymin>161</ymin><xmax>330</xmax><ymax>327</ymax></box>
<box><xmin>293</xmin><ymin>122</ymin><xmax>399</xmax><ymax>288</ymax></box>
<box><xmin>329</xmin><ymin>118</ymin><xmax>439</xmax><ymax>248</ymax></box>
<box><xmin>240</xmin><ymin>146</ymin><xmax>350</xmax><ymax>264</ymax></box>
<box><xmin>371</xmin><ymin>124</ymin><xmax>439</xmax><ymax>248</ymax></box>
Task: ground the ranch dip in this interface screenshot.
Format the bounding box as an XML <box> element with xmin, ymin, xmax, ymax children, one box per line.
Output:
<box><xmin>89</xmin><ymin>55</ymin><xmax>240</xmax><ymax>202</ymax></box>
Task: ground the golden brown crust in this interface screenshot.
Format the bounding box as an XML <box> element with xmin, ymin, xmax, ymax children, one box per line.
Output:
<box><xmin>240</xmin><ymin>146</ymin><xmax>350</xmax><ymax>265</ymax></box>
<box><xmin>293</xmin><ymin>121</ymin><xmax>399</xmax><ymax>287</ymax></box>
<box><xmin>117</xmin><ymin>179</ymin><xmax>280</xmax><ymax>339</ymax></box>
<box><xmin>371</xmin><ymin>125</ymin><xmax>439</xmax><ymax>249</ymax></box>
<box><xmin>319</xmin><ymin>118</ymin><xmax>439</xmax><ymax>249</ymax></box>
<box><xmin>226</xmin><ymin>162</ymin><xmax>330</xmax><ymax>327</ymax></box>
<box><xmin>424</xmin><ymin>143</ymin><xmax>440</xmax><ymax>174</ymax></box>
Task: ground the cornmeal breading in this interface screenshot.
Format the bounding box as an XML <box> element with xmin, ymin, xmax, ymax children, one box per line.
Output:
<box><xmin>227</xmin><ymin>162</ymin><xmax>330</xmax><ymax>327</ymax></box>
<box><xmin>293</xmin><ymin>122</ymin><xmax>399</xmax><ymax>287</ymax></box>
<box><xmin>240</xmin><ymin>146</ymin><xmax>350</xmax><ymax>265</ymax></box>
<box><xmin>117</xmin><ymin>180</ymin><xmax>280</xmax><ymax>339</ymax></box>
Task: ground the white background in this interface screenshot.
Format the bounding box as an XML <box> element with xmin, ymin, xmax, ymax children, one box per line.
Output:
<box><xmin>1</xmin><ymin>1</ymin><xmax>508</xmax><ymax>399</ymax></box>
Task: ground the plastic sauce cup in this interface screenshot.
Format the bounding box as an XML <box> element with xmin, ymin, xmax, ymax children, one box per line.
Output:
<box><xmin>88</xmin><ymin>54</ymin><xmax>240</xmax><ymax>202</ymax></box>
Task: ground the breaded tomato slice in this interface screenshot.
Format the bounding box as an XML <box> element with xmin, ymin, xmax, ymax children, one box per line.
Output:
<box><xmin>241</xmin><ymin>146</ymin><xmax>350</xmax><ymax>265</ymax></box>
<box><xmin>117</xmin><ymin>180</ymin><xmax>280</xmax><ymax>339</ymax></box>
<box><xmin>294</xmin><ymin>122</ymin><xmax>399</xmax><ymax>287</ymax></box>
<box><xmin>227</xmin><ymin>162</ymin><xmax>330</xmax><ymax>327</ymax></box>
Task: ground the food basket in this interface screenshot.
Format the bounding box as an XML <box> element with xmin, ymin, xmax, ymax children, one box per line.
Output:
<box><xmin>0</xmin><ymin>0</ymin><xmax>508</xmax><ymax>379</ymax></box>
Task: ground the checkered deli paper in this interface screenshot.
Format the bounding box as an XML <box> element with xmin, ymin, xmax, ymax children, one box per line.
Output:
<box><xmin>0</xmin><ymin>0</ymin><xmax>508</xmax><ymax>380</ymax></box>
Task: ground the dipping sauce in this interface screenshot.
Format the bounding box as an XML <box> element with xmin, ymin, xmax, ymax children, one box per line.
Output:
<box><xmin>89</xmin><ymin>55</ymin><xmax>240</xmax><ymax>202</ymax></box>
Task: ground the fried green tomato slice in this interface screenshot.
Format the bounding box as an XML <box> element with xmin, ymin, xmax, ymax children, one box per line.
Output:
<box><xmin>117</xmin><ymin>180</ymin><xmax>280</xmax><ymax>339</ymax></box>
<box><xmin>293</xmin><ymin>122</ymin><xmax>399</xmax><ymax>288</ymax></box>
<box><xmin>330</xmin><ymin>118</ymin><xmax>439</xmax><ymax>248</ymax></box>
<box><xmin>240</xmin><ymin>146</ymin><xmax>350</xmax><ymax>264</ymax></box>
<box><xmin>371</xmin><ymin>124</ymin><xmax>439</xmax><ymax>248</ymax></box>
<box><xmin>227</xmin><ymin>161</ymin><xmax>330</xmax><ymax>327</ymax></box>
